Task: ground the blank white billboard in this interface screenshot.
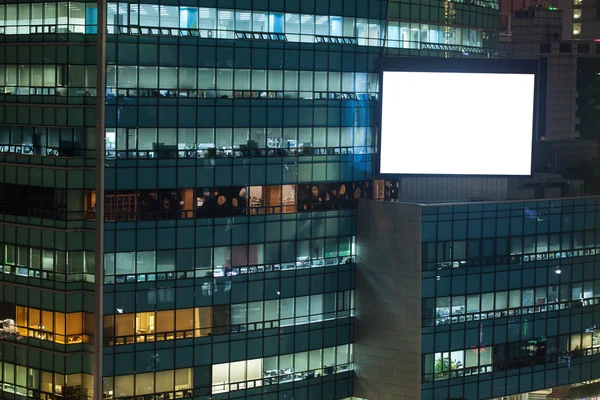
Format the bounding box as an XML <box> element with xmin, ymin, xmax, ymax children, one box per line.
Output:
<box><xmin>380</xmin><ymin>71</ymin><xmax>535</xmax><ymax>176</ymax></box>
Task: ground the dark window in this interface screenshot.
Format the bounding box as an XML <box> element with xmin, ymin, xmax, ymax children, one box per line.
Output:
<box><xmin>578</xmin><ymin>43</ymin><xmax>591</xmax><ymax>53</ymax></box>
<box><xmin>559</xmin><ymin>43</ymin><xmax>572</xmax><ymax>53</ymax></box>
<box><xmin>540</xmin><ymin>43</ymin><xmax>551</xmax><ymax>53</ymax></box>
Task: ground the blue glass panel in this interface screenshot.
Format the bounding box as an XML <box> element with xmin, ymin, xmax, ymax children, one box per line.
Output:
<box><xmin>180</xmin><ymin>7</ymin><xmax>198</xmax><ymax>28</ymax></box>
<box><xmin>85</xmin><ymin>4</ymin><xmax>98</xmax><ymax>34</ymax></box>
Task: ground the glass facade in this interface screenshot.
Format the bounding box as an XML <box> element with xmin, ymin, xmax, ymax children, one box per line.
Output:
<box><xmin>0</xmin><ymin>0</ymin><xmax>99</xmax><ymax>394</ymax></box>
<box><xmin>0</xmin><ymin>0</ymin><xmax>497</xmax><ymax>398</ymax></box>
<box><xmin>421</xmin><ymin>198</ymin><xmax>600</xmax><ymax>400</ymax></box>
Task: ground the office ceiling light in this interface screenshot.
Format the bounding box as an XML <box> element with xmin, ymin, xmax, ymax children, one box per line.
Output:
<box><xmin>555</xmin><ymin>267</ymin><xmax>562</xmax><ymax>274</ymax></box>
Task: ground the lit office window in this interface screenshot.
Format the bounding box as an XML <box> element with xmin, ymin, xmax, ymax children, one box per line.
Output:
<box><xmin>211</xmin><ymin>345</ymin><xmax>352</xmax><ymax>394</ymax></box>
<box><xmin>573</xmin><ymin>23</ymin><xmax>581</xmax><ymax>35</ymax></box>
<box><xmin>102</xmin><ymin>369</ymin><xmax>193</xmax><ymax>399</ymax></box>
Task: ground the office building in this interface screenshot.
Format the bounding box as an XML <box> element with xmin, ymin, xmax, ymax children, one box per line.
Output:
<box><xmin>0</xmin><ymin>0</ymin><xmax>499</xmax><ymax>399</ymax></box>
<box><xmin>356</xmin><ymin>196</ymin><xmax>600</xmax><ymax>400</ymax></box>
<box><xmin>498</xmin><ymin>7</ymin><xmax>600</xmax><ymax>196</ymax></box>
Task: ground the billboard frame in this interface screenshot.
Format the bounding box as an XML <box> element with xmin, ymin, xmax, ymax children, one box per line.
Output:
<box><xmin>376</xmin><ymin>57</ymin><xmax>539</xmax><ymax>179</ymax></box>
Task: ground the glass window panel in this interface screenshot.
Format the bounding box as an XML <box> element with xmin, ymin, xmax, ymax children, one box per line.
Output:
<box><xmin>495</xmin><ymin>292</ymin><xmax>507</xmax><ymax>309</ymax></box>
<box><xmin>535</xmin><ymin>287</ymin><xmax>547</xmax><ymax>304</ymax></box>
<box><xmin>522</xmin><ymin>289</ymin><xmax>534</xmax><ymax>306</ymax></box>
<box><xmin>138</xmin><ymin>4</ymin><xmax>158</xmax><ymax>26</ymax></box>
<box><xmin>314</xmin><ymin>72</ymin><xmax>327</xmax><ymax>91</ymax></box>
<box><xmin>310</xmin><ymin>294</ymin><xmax>323</xmax><ymax>317</ymax></box>
<box><xmin>323</xmin><ymin>347</ymin><xmax>335</xmax><ymax>366</ymax></box>
<box><xmin>57</xmin><ymin>2</ymin><xmax>68</xmax><ymax>24</ymax></box>
<box><xmin>572</xmin><ymin>283</ymin><xmax>583</xmax><ymax>300</ymax></box>
<box><xmin>135</xmin><ymin>372</ymin><xmax>154</xmax><ymax>395</ymax></box>
<box><xmin>118</xmin><ymin>66</ymin><xmax>138</xmax><ymax>88</ymax></box>
<box><xmin>217</xmin><ymin>9</ymin><xmax>234</xmax><ymax>33</ymax></box>
<box><xmin>481</xmin><ymin>293</ymin><xmax>494</xmax><ymax>312</ymax></box>
<box><xmin>212</xmin><ymin>364</ymin><xmax>228</xmax><ymax>387</ymax></box>
<box><xmin>479</xmin><ymin>347</ymin><xmax>492</xmax><ymax>365</ymax></box>
<box><xmin>231</xmin><ymin>304</ymin><xmax>247</xmax><ymax>325</ymax></box>
<box><xmin>198</xmin><ymin>8</ymin><xmax>216</xmax><ymax>29</ymax></box>
<box><xmin>309</xmin><ymin>349</ymin><xmax>322</xmax><ymax>370</ymax></box>
<box><xmin>136</xmin><ymin>251</ymin><xmax>155</xmax><ymax>273</ymax></box>
<box><xmin>69</xmin><ymin>65</ymin><xmax>85</xmax><ymax>87</ymax></box>
<box><xmin>217</xmin><ymin>69</ymin><xmax>233</xmax><ymax>90</ymax></box>
<box><xmin>252</xmin><ymin>11</ymin><xmax>267</xmax><ymax>32</ymax></box>
<box><xmin>465</xmin><ymin>349</ymin><xmax>478</xmax><ymax>368</ymax></box>
<box><xmin>155</xmin><ymin>370</ymin><xmax>173</xmax><ymax>393</ymax></box>
<box><xmin>336</xmin><ymin>344</ymin><xmax>349</xmax><ymax>364</ymax></box>
<box><xmin>315</xmin><ymin>15</ymin><xmax>329</xmax><ymax>35</ymax></box>
<box><xmin>230</xmin><ymin>361</ymin><xmax>246</xmax><ymax>383</ymax></box>
<box><xmin>247</xmin><ymin>359</ymin><xmax>262</xmax><ymax>380</ymax></box>
<box><xmin>156</xmin><ymin>310</ymin><xmax>175</xmax><ymax>333</ymax></box>
<box><xmin>300</xmin><ymin>14</ymin><xmax>314</xmax><ymax>34</ymax></box>
<box><xmin>264</xmin><ymin>300</ymin><xmax>279</xmax><ymax>320</ymax></box>
<box><xmin>251</xmin><ymin>70</ymin><xmax>267</xmax><ymax>91</ymax></box>
<box><xmin>268</xmin><ymin>70</ymin><xmax>283</xmax><ymax>91</ymax></box>
<box><xmin>286</xmin><ymin>13</ymin><xmax>299</xmax><ymax>34</ymax></box>
<box><xmin>299</xmin><ymin>71</ymin><xmax>313</xmax><ymax>91</ymax></box>
<box><xmin>66</xmin><ymin>312</ymin><xmax>83</xmax><ymax>335</ymax></box>
<box><xmin>284</xmin><ymin>71</ymin><xmax>298</xmax><ymax>91</ymax></box>
<box><xmin>466</xmin><ymin>295</ymin><xmax>479</xmax><ymax>313</ymax></box>
<box><xmin>280</xmin><ymin>298</ymin><xmax>294</xmax><ymax>320</ymax></box>
<box><xmin>342</xmin><ymin>17</ymin><xmax>354</xmax><ymax>36</ymax></box>
<box><xmin>247</xmin><ymin>302</ymin><xmax>263</xmax><ymax>324</ymax></box>
<box><xmin>179</xmin><ymin>67</ymin><xmax>197</xmax><ymax>89</ymax></box>
<box><xmin>6</xmin><ymin>65</ymin><xmax>17</xmax><ymax>86</ymax></box>
<box><xmin>159</xmin><ymin>67</ymin><xmax>177</xmax><ymax>88</ymax></box>
<box><xmin>160</xmin><ymin>5</ymin><xmax>179</xmax><ymax>28</ymax></box>
<box><xmin>18</xmin><ymin>4</ymin><xmax>30</xmax><ymax>26</ymax></box>
<box><xmin>295</xmin><ymin>351</ymin><xmax>308</xmax><ymax>372</ymax></box>
<box><xmin>509</xmin><ymin>290</ymin><xmax>521</xmax><ymax>308</ymax></box>
<box><xmin>69</xmin><ymin>2</ymin><xmax>85</xmax><ymax>25</ymax></box>
<box><xmin>234</xmin><ymin>69</ymin><xmax>250</xmax><ymax>91</ymax></box>
<box><xmin>176</xmin><ymin>308</ymin><xmax>193</xmax><ymax>331</ymax></box>
<box><xmin>179</xmin><ymin>7</ymin><xmax>198</xmax><ymax>29</ymax></box>
<box><xmin>44</xmin><ymin>3</ymin><xmax>56</xmax><ymax>25</ymax></box>
<box><xmin>115</xmin><ymin>313</ymin><xmax>134</xmax><ymax>336</ymax></box>
<box><xmin>139</xmin><ymin>67</ymin><xmax>158</xmax><ymax>89</ymax></box>
<box><xmin>235</xmin><ymin>10</ymin><xmax>251</xmax><ymax>31</ymax></box>
<box><xmin>175</xmin><ymin>368</ymin><xmax>192</xmax><ymax>389</ymax></box>
<box><xmin>198</xmin><ymin>68</ymin><xmax>215</xmax><ymax>89</ymax></box>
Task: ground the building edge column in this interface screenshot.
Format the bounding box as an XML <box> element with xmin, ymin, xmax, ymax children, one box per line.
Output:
<box><xmin>94</xmin><ymin>0</ymin><xmax>106</xmax><ymax>398</ymax></box>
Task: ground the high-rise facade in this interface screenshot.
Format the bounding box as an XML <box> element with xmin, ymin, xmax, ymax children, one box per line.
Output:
<box><xmin>0</xmin><ymin>2</ymin><xmax>100</xmax><ymax>400</ymax></box>
<box><xmin>0</xmin><ymin>1</ymin><xmax>498</xmax><ymax>400</ymax></box>
<box><xmin>356</xmin><ymin>196</ymin><xmax>600</xmax><ymax>400</ymax></box>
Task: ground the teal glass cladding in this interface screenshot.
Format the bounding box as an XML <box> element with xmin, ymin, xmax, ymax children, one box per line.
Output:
<box><xmin>0</xmin><ymin>0</ymin><xmax>100</xmax><ymax>399</ymax></box>
<box><xmin>101</xmin><ymin>1</ymin><xmax>498</xmax><ymax>400</ymax></box>
<box><xmin>421</xmin><ymin>197</ymin><xmax>600</xmax><ymax>400</ymax></box>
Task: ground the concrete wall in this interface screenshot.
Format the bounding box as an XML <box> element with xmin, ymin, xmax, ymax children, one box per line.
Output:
<box><xmin>354</xmin><ymin>200</ymin><xmax>422</xmax><ymax>400</ymax></box>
